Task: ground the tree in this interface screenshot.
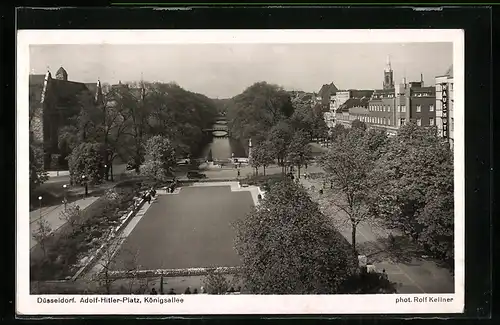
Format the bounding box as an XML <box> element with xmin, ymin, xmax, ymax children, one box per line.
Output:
<box><xmin>95</xmin><ymin>237</ymin><xmax>139</xmax><ymax>294</ymax></box>
<box><xmin>360</xmin><ymin>128</ymin><xmax>389</xmax><ymax>161</ymax></box>
<box><xmin>319</xmin><ymin>129</ymin><xmax>374</xmax><ymax>256</ymax></box>
<box><xmin>142</xmin><ymin>135</ymin><xmax>176</xmax><ymax>183</ymax></box>
<box><xmin>68</xmin><ymin>142</ymin><xmax>105</xmax><ymax>186</ymax></box>
<box><xmin>32</xmin><ymin>218</ymin><xmax>53</xmax><ymax>258</ymax></box>
<box><xmin>29</xmin><ymin>142</ymin><xmax>48</xmax><ymax>191</ymax></box>
<box><xmin>370</xmin><ymin>123</ymin><xmax>454</xmax><ymax>263</ymax></box>
<box><xmin>203</xmin><ymin>269</ymin><xmax>231</xmax><ymax>294</ymax></box>
<box><xmin>234</xmin><ymin>179</ymin><xmax>357</xmax><ymax>294</ymax></box>
<box><xmin>227</xmin><ymin>82</ymin><xmax>294</xmax><ymax>144</ymax></box>
<box><xmin>249</xmin><ymin>141</ymin><xmax>275</xmax><ymax>176</ymax></box>
<box><xmin>145</xmin><ymin>82</ymin><xmax>218</xmax><ymax>158</ymax></box>
<box><xmin>267</xmin><ymin>120</ymin><xmax>294</xmax><ymax>174</ymax></box>
<box><xmin>286</xmin><ymin>130</ymin><xmax>312</xmax><ymax>179</ymax></box>
<box><xmin>59</xmin><ymin>203</ymin><xmax>82</xmax><ymax>230</ymax></box>
<box><xmin>141</xmin><ymin>160</ymin><xmax>173</xmax><ymax>184</ymax></box>
<box><xmin>330</xmin><ymin>123</ymin><xmax>347</xmax><ymax>142</ymax></box>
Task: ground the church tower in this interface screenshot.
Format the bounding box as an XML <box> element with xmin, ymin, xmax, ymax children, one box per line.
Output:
<box><xmin>383</xmin><ymin>56</ymin><xmax>394</xmax><ymax>89</ymax></box>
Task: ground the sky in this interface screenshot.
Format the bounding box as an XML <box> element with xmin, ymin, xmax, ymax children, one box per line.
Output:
<box><xmin>30</xmin><ymin>43</ymin><xmax>453</xmax><ymax>98</ymax></box>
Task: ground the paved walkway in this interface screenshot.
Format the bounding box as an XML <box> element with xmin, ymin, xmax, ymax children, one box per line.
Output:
<box><xmin>30</xmin><ymin>181</ymin><xmax>118</xmax><ymax>249</ymax></box>
<box><xmin>300</xmin><ymin>172</ymin><xmax>454</xmax><ymax>294</ymax></box>
<box><xmin>30</xmin><ymin>197</ymin><xmax>99</xmax><ymax>249</ymax></box>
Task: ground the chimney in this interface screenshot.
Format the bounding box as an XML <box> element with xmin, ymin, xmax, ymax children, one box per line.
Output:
<box><xmin>420</xmin><ymin>73</ymin><xmax>424</xmax><ymax>86</ymax></box>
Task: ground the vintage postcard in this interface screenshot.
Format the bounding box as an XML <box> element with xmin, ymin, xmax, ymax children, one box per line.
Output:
<box><xmin>17</xmin><ymin>29</ymin><xmax>464</xmax><ymax>315</ymax></box>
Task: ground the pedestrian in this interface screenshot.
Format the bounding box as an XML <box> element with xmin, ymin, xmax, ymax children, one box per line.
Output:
<box><xmin>150</xmin><ymin>288</ymin><xmax>157</xmax><ymax>295</ymax></box>
<box><xmin>237</xmin><ymin>170</ymin><xmax>240</xmax><ymax>177</ymax></box>
<box><xmin>146</xmin><ymin>194</ymin><xmax>151</xmax><ymax>204</ymax></box>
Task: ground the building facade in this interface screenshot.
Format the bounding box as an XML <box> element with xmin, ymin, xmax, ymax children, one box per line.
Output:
<box><xmin>29</xmin><ymin>67</ymin><xmax>103</xmax><ymax>168</ymax></box>
<box><xmin>335</xmin><ymin>58</ymin><xmax>436</xmax><ymax>137</ymax></box>
<box><xmin>435</xmin><ymin>65</ymin><xmax>454</xmax><ymax>149</ymax></box>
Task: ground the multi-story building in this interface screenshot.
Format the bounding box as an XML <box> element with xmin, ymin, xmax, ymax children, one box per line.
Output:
<box><xmin>435</xmin><ymin>65</ymin><xmax>454</xmax><ymax>149</ymax></box>
<box><xmin>335</xmin><ymin>57</ymin><xmax>436</xmax><ymax>137</ymax></box>
<box><xmin>29</xmin><ymin>67</ymin><xmax>104</xmax><ymax>168</ymax></box>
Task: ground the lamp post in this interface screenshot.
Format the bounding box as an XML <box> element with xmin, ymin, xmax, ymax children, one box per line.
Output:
<box><xmin>62</xmin><ymin>184</ymin><xmax>68</xmax><ymax>210</ymax></box>
<box><xmin>38</xmin><ymin>196</ymin><xmax>42</xmax><ymax>219</ymax></box>
<box><xmin>81</xmin><ymin>175</ymin><xmax>88</xmax><ymax>198</ymax></box>
<box><xmin>104</xmin><ymin>164</ymin><xmax>108</xmax><ymax>182</ymax></box>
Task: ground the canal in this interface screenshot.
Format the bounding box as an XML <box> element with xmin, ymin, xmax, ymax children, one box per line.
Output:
<box><xmin>200</xmin><ymin>117</ymin><xmax>246</xmax><ymax>161</ymax></box>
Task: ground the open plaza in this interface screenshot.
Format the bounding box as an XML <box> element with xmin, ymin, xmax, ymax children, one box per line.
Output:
<box><xmin>112</xmin><ymin>183</ymin><xmax>256</xmax><ymax>271</ymax></box>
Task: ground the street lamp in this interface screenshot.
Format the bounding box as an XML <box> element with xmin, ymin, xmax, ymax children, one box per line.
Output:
<box><xmin>81</xmin><ymin>175</ymin><xmax>88</xmax><ymax>198</ymax></box>
<box><xmin>62</xmin><ymin>184</ymin><xmax>68</xmax><ymax>210</ymax></box>
<box><xmin>38</xmin><ymin>196</ymin><xmax>42</xmax><ymax>219</ymax></box>
<box><xmin>104</xmin><ymin>164</ymin><xmax>108</xmax><ymax>181</ymax></box>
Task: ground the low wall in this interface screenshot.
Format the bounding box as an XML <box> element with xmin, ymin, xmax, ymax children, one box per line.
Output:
<box><xmin>107</xmin><ymin>266</ymin><xmax>241</xmax><ymax>280</ymax></box>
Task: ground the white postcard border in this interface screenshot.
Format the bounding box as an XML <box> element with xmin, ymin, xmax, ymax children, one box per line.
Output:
<box><xmin>17</xmin><ymin>29</ymin><xmax>465</xmax><ymax>315</ymax></box>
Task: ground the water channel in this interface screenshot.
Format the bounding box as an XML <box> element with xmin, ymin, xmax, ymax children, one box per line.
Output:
<box><xmin>200</xmin><ymin>117</ymin><xmax>246</xmax><ymax>162</ymax></box>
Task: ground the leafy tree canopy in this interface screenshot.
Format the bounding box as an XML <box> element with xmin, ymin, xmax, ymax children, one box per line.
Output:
<box><xmin>234</xmin><ymin>179</ymin><xmax>357</xmax><ymax>294</ymax></box>
<box><xmin>68</xmin><ymin>142</ymin><xmax>105</xmax><ymax>185</ymax></box>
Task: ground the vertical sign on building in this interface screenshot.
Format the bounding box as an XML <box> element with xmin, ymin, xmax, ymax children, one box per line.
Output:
<box><xmin>441</xmin><ymin>83</ymin><xmax>448</xmax><ymax>139</ymax></box>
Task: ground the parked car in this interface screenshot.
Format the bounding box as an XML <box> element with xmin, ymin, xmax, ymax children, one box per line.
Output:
<box><xmin>187</xmin><ymin>171</ymin><xmax>207</xmax><ymax>179</ymax></box>
<box><xmin>177</xmin><ymin>158</ymin><xmax>190</xmax><ymax>165</ymax></box>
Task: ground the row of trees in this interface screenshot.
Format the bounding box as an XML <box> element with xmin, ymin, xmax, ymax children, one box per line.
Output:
<box><xmin>320</xmin><ymin>121</ymin><xmax>454</xmax><ymax>265</ymax></box>
<box><xmin>227</xmin><ymin>82</ymin><xmax>328</xmax><ymax>177</ymax></box>
<box><xmin>29</xmin><ymin>82</ymin><xmax>218</xmax><ymax>189</ymax></box>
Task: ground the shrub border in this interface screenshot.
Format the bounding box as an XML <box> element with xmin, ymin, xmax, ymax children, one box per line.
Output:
<box><xmin>70</xmin><ymin>193</ymin><xmax>148</xmax><ymax>281</ymax></box>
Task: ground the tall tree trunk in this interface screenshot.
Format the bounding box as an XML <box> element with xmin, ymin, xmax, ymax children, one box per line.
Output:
<box><xmin>352</xmin><ymin>224</ymin><xmax>357</xmax><ymax>257</ymax></box>
<box><xmin>110</xmin><ymin>162</ymin><xmax>114</xmax><ymax>182</ymax></box>
<box><xmin>298</xmin><ymin>165</ymin><xmax>301</xmax><ymax>179</ymax></box>
<box><xmin>263</xmin><ymin>165</ymin><xmax>266</xmax><ymax>176</ymax></box>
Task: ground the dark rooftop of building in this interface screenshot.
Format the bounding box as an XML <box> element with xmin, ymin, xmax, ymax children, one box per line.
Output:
<box><xmin>337</xmin><ymin>97</ymin><xmax>370</xmax><ymax>112</ymax></box>
<box><xmin>318</xmin><ymin>82</ymin><xmax>339</xmax><ymax>97</ymax></box>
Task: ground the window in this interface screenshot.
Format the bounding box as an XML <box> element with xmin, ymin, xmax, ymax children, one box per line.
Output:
<box><xmin>397</xmin><ymin>105</ymin><xmax>401</xmax><ymax>113</ymax></box>
<box><xmin>451</xmin><ymin>118</ymin><xmax>454</xmax><ymax>131</ymax></box>
<box><xmin>402</xmin><ymin>105</ymin><xmax>407</xmax><ymax>113</ymax></box>
<box><xmin>388</xmin><ymin>105</ymin><xmax>391</xmax><ymax>112</ymax></box>
<box><xmin>429</xmin><ymin>117</ymin><xmax>435</xmax><ymax>126</ymax></box>
<box><xmin>388</xmin><ymin>119</ymin><xmax>391</xmax><ymax>126</ymax></box>
<box><xmin>417</xmin><ymin>118</ymin><xmax>422</xmax><ymax>126</ymax></box>
<box><xmin>400</xmin><ymin>118</ymin><xmax>406</xmax><ymax>126</ymax></box>
<box><xmin>429</xmin><ymin>104</ymin><xmax>434</xmax><ymax>112</ymax></box>
<box><xmin>416</xmin><ymin>105</ymin><xmax>421</xmax><ymax>112</ymax></box>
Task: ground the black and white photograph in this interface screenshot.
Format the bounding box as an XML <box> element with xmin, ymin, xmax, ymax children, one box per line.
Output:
<box><xmin>17</xmin><ymin>29</ymin><xmax>464</xmax><ymax>315</ymax></box>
